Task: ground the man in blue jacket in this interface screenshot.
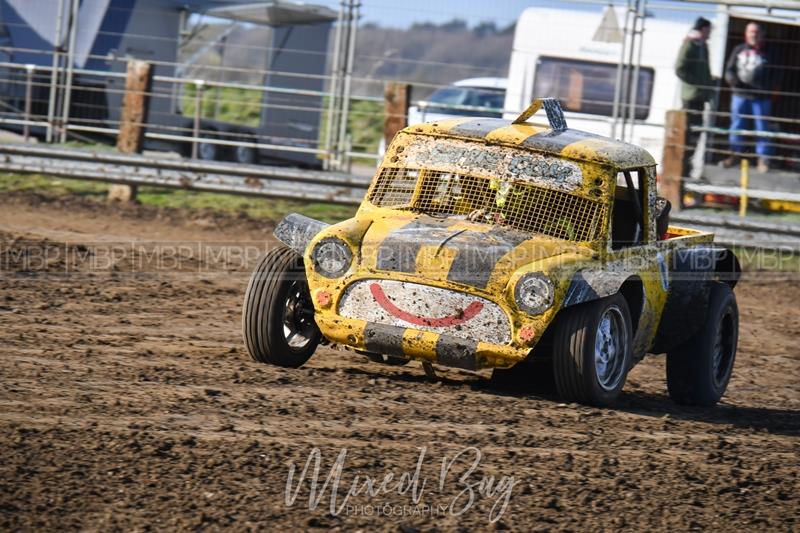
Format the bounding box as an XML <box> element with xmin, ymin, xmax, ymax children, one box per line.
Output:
<box><xmin>722</xmin><ymin>22</ymin><xmax>778</xmax><ymax>173</ymax></box>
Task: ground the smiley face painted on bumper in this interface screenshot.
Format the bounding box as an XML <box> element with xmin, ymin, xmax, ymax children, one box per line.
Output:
<box><xmin>337</xmin><ymin>279</ymin><xmax>512</xmax><ymax>345</ymax></box>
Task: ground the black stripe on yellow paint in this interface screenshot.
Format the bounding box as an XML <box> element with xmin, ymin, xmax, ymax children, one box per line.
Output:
<box><xmin>376</xmin><ymin>216</ymin><xmax>460</xmax><ymax>273</ymax></box>
<box><xmin>435</xmin><ymin>335</ymin><xmax>478</xmax><ymax>370</ymax></box>
<box><xmin>364</xmin><ymin>323</ymin><xmax>406</xmax><ymax>356</ymax></box>
<box><xmin>448</xmin><ymin>118</ymin><xmax>511</xmax><ymax>141</ymax></box>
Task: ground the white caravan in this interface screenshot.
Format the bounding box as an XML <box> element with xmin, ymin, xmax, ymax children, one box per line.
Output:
<box><xmin>503</xmin><ymin>6</ymin><xmax>727</xmax><ymax>173</ymax></box>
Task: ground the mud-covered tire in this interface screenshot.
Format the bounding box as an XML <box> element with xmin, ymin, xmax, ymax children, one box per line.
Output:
<box><xmin>242</xmin><ymin>245</ymin><xmax>320</xmax><ymax>367</ymax></box>
<box><xmin>667</xmin><ymin>282</ymin><xmax>738</xmax><ymax>406</ymax></box>
<box><xmin>553</xmin><ymin>293</ymin><xmax>633</xmax><ymax>406</ymax></box>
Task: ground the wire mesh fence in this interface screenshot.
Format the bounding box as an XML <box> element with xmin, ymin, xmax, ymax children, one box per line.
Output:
<box><xmin>0</xmin><ymin>0</ymin><xmax>798</xmax><ymax>208</ymax></box>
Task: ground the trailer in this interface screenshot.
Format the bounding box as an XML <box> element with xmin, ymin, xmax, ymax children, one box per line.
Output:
<box><xmin>0</xmin><ymin>0</ymin><xmax>337</xmax><ymax>167</ymax></box>
<box><xmin>503</xmin><ymin>4</ymin><xmax>800</xmax><ymax>177</ymax></box>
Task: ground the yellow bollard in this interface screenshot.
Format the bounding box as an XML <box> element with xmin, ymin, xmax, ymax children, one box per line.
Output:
<box><xmin>739</xmin><ymin>158</ymin><xmax>749</xmax><ymax>217</ymax></box>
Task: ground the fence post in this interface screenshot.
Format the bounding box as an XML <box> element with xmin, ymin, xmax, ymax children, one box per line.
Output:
<box><xmin>23</xmin><ymin>64</ymin><xmax>35</xmax><ymax>141</ymax></box>
<box><xmin>191</xmin><ymin>80</ymin><xmax>205</xmax><ymax>160</ymax></box>
<box><xmin>383</xmin><ymin>82</ymin><xmax>410</xmax><ymax>148</ymax></box>
<box><xmin>660</xmin><ymin>109</ymin><xmax>686</xmax><ymax>212</ymax></box>
<box><xmin>109</xmin><ymin>60</ymin><xmax>152</xmax><ymax>202</ymax></box>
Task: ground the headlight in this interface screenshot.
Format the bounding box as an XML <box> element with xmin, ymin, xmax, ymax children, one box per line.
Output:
<box><xmin>514</xmin><ymin>273</ymin><xmax>554</xmax><ymax>315</ymax></box>
<box><xmin>311</xmin><ymin>237</ymin><xmax>352</xmax><ymax>278</ymax></box>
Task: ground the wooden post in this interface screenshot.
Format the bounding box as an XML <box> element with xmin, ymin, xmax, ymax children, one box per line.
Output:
<box><xmin>739</xmin><ymin>158</ymin><xmax>749</xmax><ymax>217</ymax></box>
<box><xmin>109</xmin><ymin>60</ymin><xmax>152</xmax><ymax>202</ymax></box>
<box><xmin>659</xmin><ymin>109</ymin><xmax>686</xmax><ymax>211</ymax></box>
<box><xmin>383</xmin><ymin>82</ymin><xmax>410</xmax><ymax>147</ymax></box>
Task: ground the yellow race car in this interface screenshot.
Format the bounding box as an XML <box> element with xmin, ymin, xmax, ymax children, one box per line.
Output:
<box><xmin>243</xmin><ymin>98</ymin><xmax>741</xmax><ymax>407</ymax></box>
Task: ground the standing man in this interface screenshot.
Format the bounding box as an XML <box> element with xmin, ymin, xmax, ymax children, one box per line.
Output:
<box><xmin>722</xmin><ymin>22</ymin><xmax>777</xmax><ymax>172</ymax></box>
<box><xmin>675</xmin><ymin>17</ymin><xmax>714</xmax><ymax>177</ymax></box>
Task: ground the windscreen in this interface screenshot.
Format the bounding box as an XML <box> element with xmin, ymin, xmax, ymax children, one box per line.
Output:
<box><xmin>369</xmin><ymin>137</ymin><xmax>607</xmax><ymax>242</ymax></box>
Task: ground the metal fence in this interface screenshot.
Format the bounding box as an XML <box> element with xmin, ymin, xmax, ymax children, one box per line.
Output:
<box><xmin>0</xmin><ymin>0</ymin><xmax>799</xmax><ymax>208</ymax></box>
<box><xmin>0</xmin><ymin>142</ymin><xmax>369</xmax><ymax>204</ymax></box>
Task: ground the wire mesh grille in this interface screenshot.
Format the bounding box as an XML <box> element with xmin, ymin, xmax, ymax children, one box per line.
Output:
<box><xmin>368</xmin><ymin>167</ymin><xmax>420</xmax><ymax>207</ymax></box>
<box><xmin>368</xmin><ymin>167</ymin><xmax>606</xmax><ymax>242</ymax></box>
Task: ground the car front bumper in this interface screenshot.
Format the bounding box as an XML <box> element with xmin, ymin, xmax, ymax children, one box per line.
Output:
<box><xmin>315</xmin><ymin>313</ymin><xmax>532</xmax><ymax>370</ymax></box>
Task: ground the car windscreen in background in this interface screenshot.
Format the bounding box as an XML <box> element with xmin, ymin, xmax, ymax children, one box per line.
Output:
<box><xmin>424</xmin><ymin>87</ymin><xmax>505</xmax><ymax>117</ymax></box>
<box><xmin>533</xmin><ymin>56</ymin><xmax>654</xmax><ymax>120</ymax></box>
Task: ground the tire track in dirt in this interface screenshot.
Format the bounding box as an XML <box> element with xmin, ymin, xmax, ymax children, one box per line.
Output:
<box><xmin>0</xmin><ymin>194</ymin><xmax>797</xmax><ymax>531</ymax></box>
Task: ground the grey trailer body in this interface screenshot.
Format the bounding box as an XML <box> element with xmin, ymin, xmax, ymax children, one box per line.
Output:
<box><xmin>0</xmin><ymin>0</ymin><xmax>335</xmax><ymax>167</ymax></box>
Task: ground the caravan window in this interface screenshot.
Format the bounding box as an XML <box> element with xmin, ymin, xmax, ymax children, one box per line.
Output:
<box><xmin>533</xmin><ymin>57</ymin><xmax>654</xmax><ymax>120</ymax></box>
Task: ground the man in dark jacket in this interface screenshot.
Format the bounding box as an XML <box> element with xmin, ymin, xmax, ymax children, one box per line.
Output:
<box><xmin>675</xmin><ymin>17</ymin><xmax>714</xmax><ymax>177</ymax></box>
<box><xmin>722</xmin><ymin>22</ymin><xmax>777</xmax><ymax>172</ymax></box>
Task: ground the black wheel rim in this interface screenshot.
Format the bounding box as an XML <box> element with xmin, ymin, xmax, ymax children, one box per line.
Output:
<box><xmin>282</xmin><ymin>280</ymin><xmax>317</xmax><ymax>352</ymax></box>
<box><xmin>712</xmin><ymin>309</ymin><xmax>736</xmax><ymax>388</ymax></box>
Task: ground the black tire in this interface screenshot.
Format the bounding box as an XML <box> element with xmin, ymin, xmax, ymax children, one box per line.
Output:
<box><xmin>242</xmin><ymin>245</ymin><xmax>321</xmax><ymax>367</ymax></box>
<box><xmin>232</xmin><ymin>140</ymin><xmax>258</xmax><ymax>165</ymax></box>
<box><xmin>196</xmin><ymin>126</ymin><xmax>221</xmax><ymax>161</ymax></box>
<box><xmin>197</xmin><ymin>139</ymin><xmax>220</xmax><ymax>161</ymax></box>
<box><xmin>667</xmin><ymin>282</ymin><xmax>738</xmax><ymax>406</ymax></box>
<box><xmin>553</xmin><ymin>293</ymin><xmax>633</xmax><ymax>406</ymax></box>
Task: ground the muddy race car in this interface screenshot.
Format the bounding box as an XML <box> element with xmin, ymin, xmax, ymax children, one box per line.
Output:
<box><xmin>242</xmin><ymin>98</ymin><xmax>741</xmax><ymax>407</ymax></box>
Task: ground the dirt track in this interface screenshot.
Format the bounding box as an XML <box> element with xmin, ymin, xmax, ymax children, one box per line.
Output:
<box><xmin>1</xmin><ymin>192</ymin><xmax>798</xmax><ymax>531</ymax></box>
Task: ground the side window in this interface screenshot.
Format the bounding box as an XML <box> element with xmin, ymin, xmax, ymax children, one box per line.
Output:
<box><xmin>611</xmin><ymin>170</ymin><xmax>646</xmax><ymax>249</ymax></box>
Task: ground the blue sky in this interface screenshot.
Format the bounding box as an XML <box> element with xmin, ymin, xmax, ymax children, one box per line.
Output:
<box><xmin>309</xmin><ymin>0</ymin><xmax>716</xmax><ymax>29</ymax></box>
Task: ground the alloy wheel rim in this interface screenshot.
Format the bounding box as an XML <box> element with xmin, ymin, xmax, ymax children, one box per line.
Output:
<box><xmin>236</xmin><ymin>146</ymin><xmax>255</xmax><ymax>164</ymax></box>
<box><xmin>594</xmin><ymin>306</ymin><xmax>627</xmax><ymax>391</ymax></box>
<box><xmin>199</xmin><ymin>142</ymin><xmax>216</xmax><ymax>160</ymax></box>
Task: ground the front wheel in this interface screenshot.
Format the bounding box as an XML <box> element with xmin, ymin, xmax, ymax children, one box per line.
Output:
<box><xmin>552</xmin><ymin>293</ymin><xmax>633</xmax><ymax>406</ymax></box>
<box><xmin>242</xmin><ymin>245</ymin><xmax>320</xmax><ymax>367</ymax></box>
<box><xmin>666</xmin><ymin>282</ymin><xmax>738</xmax><ymax>406</ymax></box>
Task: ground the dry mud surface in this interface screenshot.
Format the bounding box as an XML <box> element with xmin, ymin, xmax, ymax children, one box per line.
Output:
<box><xmin>0</xmin><ymin>192</ymin><xmax>798</xmax><ymax>532</ymax></box>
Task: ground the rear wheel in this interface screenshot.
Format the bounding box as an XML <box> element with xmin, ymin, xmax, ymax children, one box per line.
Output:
<box><xmin>232</xmin><ymin>141</ymin><xmax>258</xmax><ymax>165</ymax></box>
<box><xmin>242</xmin><ymin>245</ymin><xmax>320</xmax><ymax>367</ymax></box>
<box><xmin>552</xmin><ymin>293</ymin><xmax>632</xmax><ymax>406</ymax></box>
<box><xmin>667</xmin><ymin>282</ymin><xmax>738</xmax><ymax>406</ymax></box>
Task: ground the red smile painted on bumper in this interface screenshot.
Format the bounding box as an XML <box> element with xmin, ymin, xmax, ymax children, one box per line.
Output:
<box><xmin>369</xmin><ymin>282</ymin><xmax>483</xmax><ymax>327</ymax></box>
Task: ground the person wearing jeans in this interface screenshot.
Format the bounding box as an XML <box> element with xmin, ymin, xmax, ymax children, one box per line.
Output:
<box><xmin>722</xmin><ymin>22</ymin><xmax>778</xmax><ymax>173</ymax></box>
<box><xmin>729</xmin><ymin>95</ymin><xmax>772</xmax><ymax>165</ymax></box>
<box><xmin>675</xmin><ymin>17</ymin><xmax>715</xmax><ymax>178</ymax></box>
